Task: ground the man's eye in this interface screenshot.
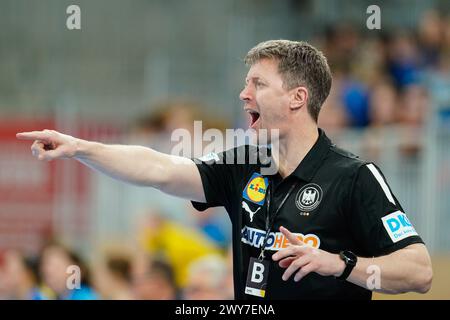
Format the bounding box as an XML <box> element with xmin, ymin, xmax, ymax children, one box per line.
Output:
<box><xmin>255</xmin><ymin>81</ymin><xmax>264</xmax><ymax>87</ymax></box>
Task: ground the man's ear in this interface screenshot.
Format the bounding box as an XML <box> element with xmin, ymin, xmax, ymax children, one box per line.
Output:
<box><xmin>289</xmin><ymin>86</ymin><xmax>308</xmax><ymax>111</ymax></box>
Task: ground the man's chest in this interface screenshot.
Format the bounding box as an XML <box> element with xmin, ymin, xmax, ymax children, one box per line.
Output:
<box><xmin>238</xmin><ymin>171</ymin><xmax>350</xmax><ymax>253</ymax></box>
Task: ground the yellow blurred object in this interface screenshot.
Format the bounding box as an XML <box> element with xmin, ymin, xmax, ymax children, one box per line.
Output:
<box><xmin>141</xmin><ymin>219</ymin><xmax>221</xmax><ymax>288</ymax></box>
<box><xmin>39</xmin><ymin>285</ymin><xmax>55</xmax><ymax>300</ymax></box>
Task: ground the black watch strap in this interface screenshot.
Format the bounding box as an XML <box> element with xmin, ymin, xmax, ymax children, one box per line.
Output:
<box><xmin>336</xmin><ymin>250</ymin><xmax>357</xmax><ymax>281</ymax></box>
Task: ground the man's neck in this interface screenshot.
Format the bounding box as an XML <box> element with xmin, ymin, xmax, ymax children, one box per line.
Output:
<box><xmin>272</xmin><ymin>126</ymin><xmax>319</xmax><ymax>179</ymax></box>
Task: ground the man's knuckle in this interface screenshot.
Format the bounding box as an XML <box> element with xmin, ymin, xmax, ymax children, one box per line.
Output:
<box><xmin>292</xmin><ymin>260</ymin><xmax>302</xmax><ymax>268</ymax></box>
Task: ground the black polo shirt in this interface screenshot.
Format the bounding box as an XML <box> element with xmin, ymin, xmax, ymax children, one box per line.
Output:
<box><xmin>191</xmin><ymin>128</ymin><xmax>424</xmax><ymax>300</ymax></box>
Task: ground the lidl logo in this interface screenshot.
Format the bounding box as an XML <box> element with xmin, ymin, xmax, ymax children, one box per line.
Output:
<box><xmin>382</xmin><ymin>211</ymin><xmax>418</xmax><ymax>243</ymax></box>
<box><xmin>243</xmin><ymin>173</ymin><xmax>268</xmax><ymax>205</ymax></box>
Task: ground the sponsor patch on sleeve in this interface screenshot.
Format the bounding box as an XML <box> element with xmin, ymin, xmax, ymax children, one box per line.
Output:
<box><xmin>381</xmin><ymin>210</ymin><xmax>418</xmax><ymax>243</ymax></box>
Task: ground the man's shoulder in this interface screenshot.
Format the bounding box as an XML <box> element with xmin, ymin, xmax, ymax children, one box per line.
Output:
<box><xmin>196</xmin><ymin>144</ymin><xmax>268</xmax><ymax>166</ymax></box>
<box><xmin>326</xmin><ymin>143</ymin><xmax>368</xmax><ymax>174</ymax></box>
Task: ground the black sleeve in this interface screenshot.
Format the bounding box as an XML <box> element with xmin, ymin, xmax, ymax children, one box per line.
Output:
<box><xmin>348</xmin><ymin>163</ymin><xmax>424</xmax><ymax>257</ymax></box>
<box><xmin>190</xmin><ymin>146</ymin><xmax>253</xmax><ymax>213</ymax></box>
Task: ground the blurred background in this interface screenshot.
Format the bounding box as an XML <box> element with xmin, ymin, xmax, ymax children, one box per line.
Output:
<box><xmin>0</xmin><ymin>0</ymin><xmax>449</xmax><ymax>300</ymax></box>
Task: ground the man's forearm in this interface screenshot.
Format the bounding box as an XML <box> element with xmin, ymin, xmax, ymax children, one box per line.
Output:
<box><xmin>17</xmin><ymin>129</ymin><xmax>205</xmax><ymax>202</ymax></box>
<box><xmin>73</xmin><ymin>139</ymin><xmax>173</xmax><ymax>188</ymax></box>
<box><xmin>344</xmin><ymin>244</ymin><xmax>433</xmax><ymax>294</ymax></box>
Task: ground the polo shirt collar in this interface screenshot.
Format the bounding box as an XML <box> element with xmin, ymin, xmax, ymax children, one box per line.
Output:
<box><xmin>290</xmin><ymin>128</ymin><xmax>331</xmax><ymax>182</ymax></box>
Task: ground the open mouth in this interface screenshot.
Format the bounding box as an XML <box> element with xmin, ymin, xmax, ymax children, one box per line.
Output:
<box><xmin>246</xmin><ymin>110</ymin><xmax>260</xmax><ymax>128</ymax></box>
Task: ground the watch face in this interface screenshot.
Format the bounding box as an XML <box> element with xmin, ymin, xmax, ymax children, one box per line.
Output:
<box><xmin>342</xmin><ymin>250</ymin><xmax>357</xmax><ymax>266</ymax></box>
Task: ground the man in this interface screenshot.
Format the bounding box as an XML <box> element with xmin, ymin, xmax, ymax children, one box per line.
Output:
<box><xmin>17</xmin><ymin>40</ymin><xmax>432</xmax><ymax>300</ymax></box>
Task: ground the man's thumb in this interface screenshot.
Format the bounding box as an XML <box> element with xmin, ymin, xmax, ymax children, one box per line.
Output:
<box><xmin>40</xmin><ymin>149</ymin><xmax>63</xmax><ymax>161</ymax></box>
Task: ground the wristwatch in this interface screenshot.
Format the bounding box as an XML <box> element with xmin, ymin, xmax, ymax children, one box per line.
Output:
<box><xmin>336</xmin><ymin>250</ymin><xmax>357</xmax><ymax>281</ymax></box>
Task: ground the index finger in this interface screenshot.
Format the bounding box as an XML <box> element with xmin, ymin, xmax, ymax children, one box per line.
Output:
<box><xmin>16</xmin><ymin>131</ymin><xmax>51</xmax><ymax>142</ymax></box>
<box><xmin>279</xmin><ymin>226</ymin><xmax>304</xmax><ymax>246</ymax></box>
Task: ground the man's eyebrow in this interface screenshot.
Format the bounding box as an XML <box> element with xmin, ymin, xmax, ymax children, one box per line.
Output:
<box><xmin>245</xmin><ymin>76</ymin><xmax>265</xmax><ymax>83</ymax></box>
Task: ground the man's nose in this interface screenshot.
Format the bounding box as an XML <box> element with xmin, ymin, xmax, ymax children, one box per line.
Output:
<box><xmin>239</xmin><ymin>85</ymin><xmax>252</xmax><ymax>102</ymax></box>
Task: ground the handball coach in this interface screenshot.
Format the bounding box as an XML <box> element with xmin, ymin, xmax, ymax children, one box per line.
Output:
<box><xmin>17</xmin><ymin>40</ymin><xmax>432</xmax><ymax>300</ymax></box>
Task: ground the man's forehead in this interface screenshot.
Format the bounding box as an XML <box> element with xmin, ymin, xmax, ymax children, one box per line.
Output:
<box><xmin>245</xmin><ymin>59</ymin><xmax>279</xmax><ymax>80</ymax></box>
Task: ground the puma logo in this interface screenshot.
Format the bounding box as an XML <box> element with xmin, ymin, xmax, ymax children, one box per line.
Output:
<box><xmin>242</xmin><ymin>201</ymin><xmax>261</xmax><ymax>222</ymax></box>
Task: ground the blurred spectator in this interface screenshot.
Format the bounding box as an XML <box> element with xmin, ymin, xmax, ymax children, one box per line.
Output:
<box><xmin>318</xmin><ymin>71</ymin><xmax>349</xmax><ymax>132</ymax></box>
<box><xmin>129</xmin><ymin>100</ymin><xmax>231</xmax><ymax>157</ymax></box>
<box><xmin>398</xmin><ymin>85</ymin><xmax>430</xmax><ymax>156</ymax></box>
<box><xmin>129</xmin><ymin>100</ymin><xmax>203</xmax><ymax>153</ymax></box>
<box><xmin>423</xmin><ymin>40</ymin><xmax>450</xmax><ymax>122</ymax></box>
<box><xmin>340</xmin><ymin>77</ymin><xmax>370</xmax><ymax>127</ymax></box>
<box><xmin>317</xmin><ymin>10</ymin><xmax>449</xmax><ymax>133</ymax></box>
<box><xmin>40</xmin><ymin>241</ymin><xmax>98</xmax><ymax>300</ymax></box>
<box><xmin>418</xmin><ymin>10</ymin><xmax>445</xmax><ymax>68</ymax></box>
<box><xmin>321</xmin><ymin>24</ymin><xmax>372</xmax><ymax>127</ymax></box>
<box><xmin>132</xmin><ymin>255</ymin><xmax>180</xmax><ymax>300</ymax></box>
<box><xmin>93</xmin><ymin>253</ymin><xmax>134</xmax><ymax>300</ymax></box>
<box><xmin>351</xmin><ymin>36</ymin><xmax>389</xmax><ymax>86</ymax></box>
<box><xmin>183</xmin><ymin>254</ymin><xmax>230</xmax><ymax>300</ymax></box>
<box><xmin>323</xmin><ymin>23</ymin><xmax>360</xmax><ymax>74</ymax></box>
<box><xmin>189</xmin><ymin>206</ymin><xmax>231</xmax><ymax>251</ymax></box>
<box><xmin>223</xmin><ymin>246</ymin><xmax>234</xmax><ymax>299</ymax></box>
<box><xmin>387</xmin><ymin>32</ymin><xmax>422</xmax><ymax>89</ymax></box>
<box><xmin>138</xmin><ymin>209</ymin><xmax>221</xmax><ymax>288</ymax></box>
<box><xmin>399</xmin><ymin>84</ymin><xmax>430</xmax><ymax>127</ymax></box>
<box><xmin>0</xmin><ymin>250</ymin><xmax>45</xmax><ymax>300</ymax></box>
<box><xmin>369</xmin><ymin>79</ymin><xmax>398</xmax><ymax>127</ymax></box>
<box><xmin>130</xmin><ymin>109</ymin><xmax>167</xmax><ymax>144</ymax></box>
